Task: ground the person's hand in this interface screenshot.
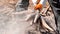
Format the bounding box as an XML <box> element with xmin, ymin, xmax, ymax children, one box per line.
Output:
<box><xmin>34</xmin><ymin>3</ymin><xmax>42</xmax><ymax>10</ymax></box>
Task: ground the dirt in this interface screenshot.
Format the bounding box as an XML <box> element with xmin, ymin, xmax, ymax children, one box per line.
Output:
<box><xmin>0</xmin><ymin>0</ymin><xmax>59</xmax><ymax>34</ymax></box>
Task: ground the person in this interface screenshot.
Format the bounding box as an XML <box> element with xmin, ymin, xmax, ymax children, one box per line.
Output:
<box><xmin>48</xmin><ymin>0</ymin><xmax>60</xmax><ymax>34</ymax></box>
<box><xmin>32</xmin><ymin>0</ymin><xmax>58</xmax><ymax>34</ymax></box>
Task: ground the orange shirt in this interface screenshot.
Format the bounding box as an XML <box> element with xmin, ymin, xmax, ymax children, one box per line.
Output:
<box><xmin>32</xmin><ymin>0</ymin><xmax>47</xmax><ymax>10</ymax></box>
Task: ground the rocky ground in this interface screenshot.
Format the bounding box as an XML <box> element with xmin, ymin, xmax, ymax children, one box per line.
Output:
<box><xmin>0</xmin><ymin>0</ymin><xmax>60</xmax><ymax>34</ymax></box>
<box><xmin>0</xmin><ymin>2</ymin><xmax>36</xmax><ymax>34</ymax></box>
